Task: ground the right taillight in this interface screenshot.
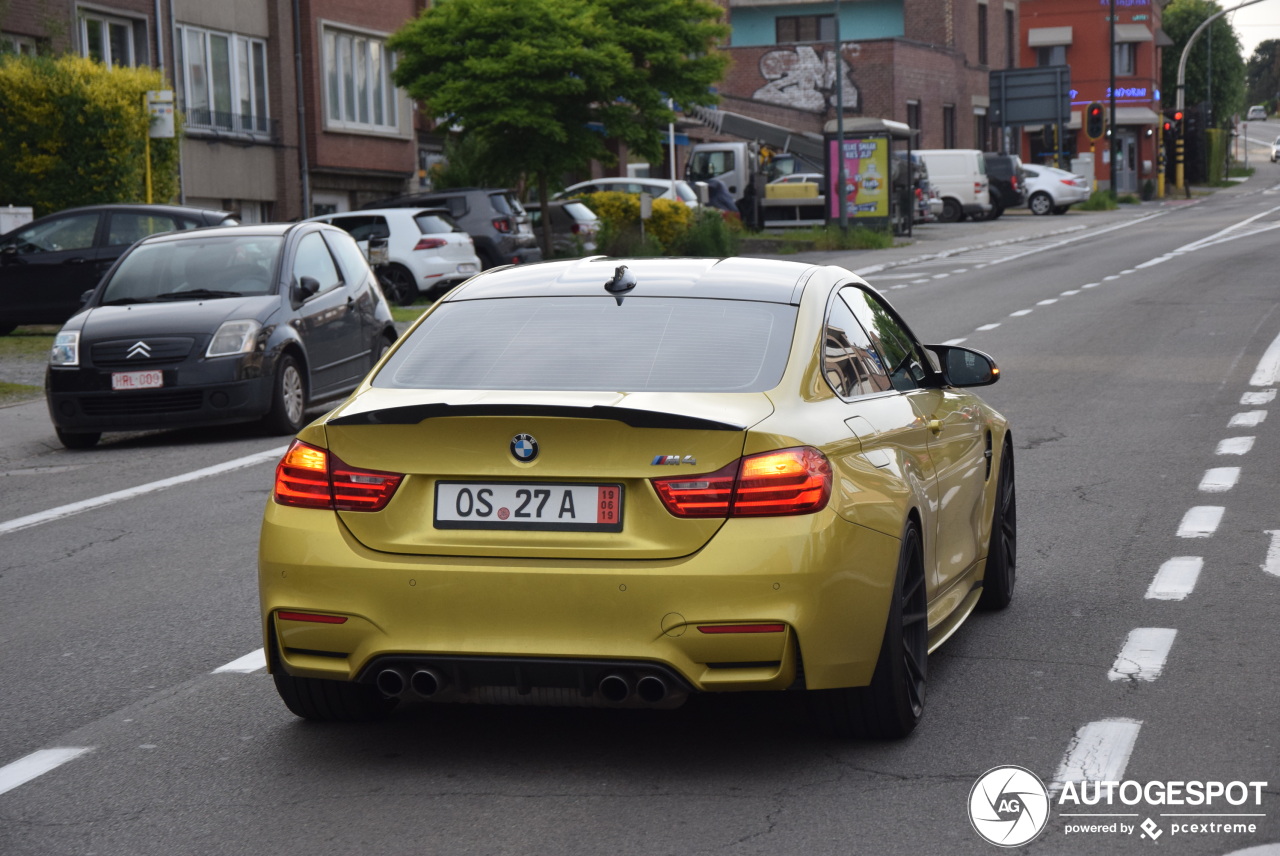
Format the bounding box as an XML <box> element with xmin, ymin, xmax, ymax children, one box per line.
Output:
<box><xmin>492</xmin><ymin>217</ymin><xmax>511</xmax><ymax>233</ymax></box>
<box><xmin>652</xmin><ymin>447</ymin><xmax>832</xmax><ymax>518</ymax></box>
<box><xmin>273</xmin><ymin>440</ymin><xmax>403</xmax><ymax>511</ymax></box>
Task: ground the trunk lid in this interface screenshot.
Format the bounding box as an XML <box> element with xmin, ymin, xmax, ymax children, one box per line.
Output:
<box><xmin>322</xmin><ymin>388</ymin><xmax>774</xmax><ymax>559</ymax></box>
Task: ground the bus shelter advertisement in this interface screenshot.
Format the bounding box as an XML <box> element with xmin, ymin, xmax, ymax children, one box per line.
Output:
<box><xmin>827</xmin><ymin>137</ymin><xmax>889</xmax><ymax>220</ymax></box>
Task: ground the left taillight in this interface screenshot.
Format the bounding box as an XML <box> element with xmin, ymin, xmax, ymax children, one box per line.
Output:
<box><xmin>652</xmin><ymin>446</ymin><xmax>832</xmax><ymax>518</ymax></box>
<box><xmin>414</xmin><ymin>237</ymin><xmax>448</xmax><ymax>251</ymax></box>
<box><xmin>273</xmin><ymin>440</ymin><xmax>403</xmax><ymax>511</ymax></box>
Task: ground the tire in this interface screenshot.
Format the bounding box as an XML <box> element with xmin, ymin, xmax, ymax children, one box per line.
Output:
<box><xmin>986</xmin><ymin>201</ymin><xmax>1004</xmax><ymax>220</ymax></box>
<box><xmin>262</xmin><ymin>354</ymin><xmax>307</xmax><ymax>436</ymax></box>
<box><xmin>378</xmin><ymin>264</ymin><xmax>417</xmax><ymax>306</ymax></box>
<box><xmin>1051</xmin><ymin>205</ymin><xmax>1069</xmax><ymax>215</ymax></box>
<box><xmin>1028</xmin><ymin>192</ymin><xmax>1054</xmax><ymax>216</ymax></box>
<box><xmin>476</xmin><ymin>246</ymin><xmax>501</xmax><ymax>270</ymax></box>
<box><xmin>372</xmin><ymin>333</ymin><xmax>395</xmax><ymax>370</ymax></box>
<box><xmin>56</xmin><ymin>428</ymin><xmax>101</xmax><ymax>449</ymax></box>
<box><xmin>939</xmin><ymin>198</ymin><xmax>964</xmax><ymax>223</ymax></box>
<box><xmin>272</xmin><ymin>657</ymin><xmax>398</xmax><ymax>722</ymax></box>
<box><xmin>978</xmin><ymin>441</ymin><xmax>1016</xmax><ymax>611</ymax></box>
<box><xmin>809</xmin><ymin>520</ymin><xmax>928</xmax><ymax>739</ymax></box>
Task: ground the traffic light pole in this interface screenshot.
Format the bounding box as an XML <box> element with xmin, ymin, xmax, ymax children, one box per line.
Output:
<box><xmin>1173</xmin><ymin>0</ymin><xmax>1272</xmax><ymax>191</ymax></box>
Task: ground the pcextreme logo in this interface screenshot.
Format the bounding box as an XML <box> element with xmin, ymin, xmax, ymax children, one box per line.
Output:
<box><xmin>968</xmin><ymin>767</ymin><xmax>1270</xmax><ymax>847</ymax></box>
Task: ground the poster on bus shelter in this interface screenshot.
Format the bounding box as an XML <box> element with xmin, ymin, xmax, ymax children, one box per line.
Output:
<box><xmin>827</xmin><ymin>137</ymin><xmax>889</xmax><ymax>220</ymax></box>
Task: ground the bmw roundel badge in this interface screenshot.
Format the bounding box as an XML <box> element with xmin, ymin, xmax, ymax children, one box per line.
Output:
<box><xmin>511</xmin><ymin>433</ymin><xmax>538</xmax><ymax>462</ymax></box>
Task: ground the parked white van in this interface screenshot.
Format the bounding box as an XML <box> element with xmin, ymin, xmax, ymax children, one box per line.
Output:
<box><xmin>913</xmin><ymin>149</ymin><xmax>991</xmax><ymax>222</ymax></box>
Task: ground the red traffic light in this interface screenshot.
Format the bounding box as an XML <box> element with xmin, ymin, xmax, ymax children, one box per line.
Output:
<box><xmin>1085</xmin><ymin>102</ymin><xmax>1105</xmax><ymax>140</ymax></box>
<box><xmin>1162</xmin><ymin>121</ymin><xmax>1172</xmax><ymax>132</ymax></box>
<box><xmin>1173</xmin><ymin>110</ymin><xmax>1184</xmax><ymax>122</ymax></box>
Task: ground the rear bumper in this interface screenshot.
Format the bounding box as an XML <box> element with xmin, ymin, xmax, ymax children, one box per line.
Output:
<box><xmin>258</xmin><ymin>503</ymin><xmax>901</xmax><ymax>694</ymax></box>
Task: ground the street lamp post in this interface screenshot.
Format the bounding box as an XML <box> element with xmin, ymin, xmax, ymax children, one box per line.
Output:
<box><xmin>1109</xmin><ymin>0</ymin><xmax>1117</xmax><ymax>194</ymax></box>
<box><xmin>835</xmin><ymin>0</ymin><xmax>847</xmax><ymax>234</ymax></box>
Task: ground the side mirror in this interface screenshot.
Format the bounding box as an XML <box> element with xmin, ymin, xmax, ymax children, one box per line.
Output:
<box><xmin>79</xmin><ymin>289</ymin><xmax>95</xmax><ymax>307</ymax></box>
<box><xmin>291</xmin><ymin>276</ymin><xmax>321</xmax><ymax>306</ymax></box>
<box><xmin>925</xmin><ymin>344</ymin><xmax>1000</xmax><ymax>387</ymax></box>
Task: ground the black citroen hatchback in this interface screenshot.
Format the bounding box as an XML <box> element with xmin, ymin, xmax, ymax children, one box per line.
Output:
<box><xmin>45</xmin><ymin>222</ymin><xmax>398</xmax><ymax>448</ymax></box>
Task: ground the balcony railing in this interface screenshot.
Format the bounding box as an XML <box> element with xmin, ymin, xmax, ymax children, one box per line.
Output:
<box><xmin>184</xmin><ymin>107</ymin><xmax>279</xmax><ymax>142</ymax></box>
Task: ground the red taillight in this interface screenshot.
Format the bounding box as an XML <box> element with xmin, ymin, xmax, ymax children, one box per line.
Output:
<box><xmin>273</xmin><ymin>440</ymin><xmax>403</xmax><ymax>512</ymax></box>
<box><xmin>1010</xmin><ymin>175</ymin><xmax>1019</xmax><ymax>190</ymax></box>
<box><xmin>915</xmin><ymin>187</ymin><xmax>923</xmax><ymax>200</ymax></box>
<box><xmin>414</xmin><ymin>237</ymin><xmax>448</xmax><ymax>251</ymax></box>
<box><xmin>492</xmin><ymin>217</ymin><xmax>511</xmax><ymax>233</ymax></box>
<box><xmin>1061</xmin><ymin>179</ymin><xmax>1076</xmax><ymax>187</ymax></box>
<box><xmin>697</xmin><ymin>623</ymin><xmax>786</xmax><ymax>634</ymax></box>
<box><xmin>277</xmin><ymin>611</ymin><xmax>348</xmax><ymax>624</ymax></box>
<box><xmin>651</xmin><ymin>447</ymin><xmax>832</xmax><ymax>518</ymax></box>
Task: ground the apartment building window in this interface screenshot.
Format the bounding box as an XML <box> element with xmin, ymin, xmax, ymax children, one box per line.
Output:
<box><xmin>177</xmin><ymin>26</ymin><xmax>269</xmax><ymax>135</ymax></box>
<box><xmin>974</xmin><ymin>110</ymin><xmax>989</xmax><ymax>152</ymax></box>
<box><xmin>943</xmin><ymin>105</ymin><xmax>956</xmax><ymax>148</ymax></box>
<box><xmin>1036</xmin><ymin>45</ymin><xmax>1067</xmax><ymax>67</ymax></box>
<box><xmin>1</xmin><ymin>33</ymin><xmax>38</xmax><ymax>55</ymax></box>
<box><xmin>906</xmin><ymin>100</ymin><xmax>921</xmax><ymax>135</ymax></box>
<box><xmin>977</xmin><ymin>3</ymin><xmax>988</xmax><ymax>65</ymax></box>
<box><xmin>79</xmin><ymin>11</ymin><xmax>140</xmax><ymax>67</ymax></box>
<box><xmin>1005</xmin><ymin>9</ymin><xmax>1015</xmax><ymax>69</ymax></box>
<box><xmin>1114</xmin><ymin>42</ymin><xmax>1136</xmax><ymax>76</ymax></box>
<box><xmin>323</xmin><ymin>25</ymin><xmax>398</xmax><ymax>132</ymax></box>
<box><xmin>776</xmin><ymin>15</ymin><xmax>835</xmax><ymax>44</ymax></box>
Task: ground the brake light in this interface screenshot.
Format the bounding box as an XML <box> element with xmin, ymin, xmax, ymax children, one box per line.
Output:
<box><xmin>651</xmin><ymin>447</ymin><xmax>832</xmax><ymax>518</ymax></box>
<box><xmin>1010</xmin><ymin>175</ymin><xmax>1019</xmax><ymax>190</ymax></box>
<box><xmin>975</xmin><ymin>182</ymin><xmax>985</xmax><ymax>194</ymax></box>
<box><xmin>492</xmin><ymin>217</ymin><xmax>511</xmax><ymax>233</ymax></box>
<box><xmin>414</xmin><ymin>237</ymin><xmax>448</xmax><ymax>251</ymax></box>
<box><xmin>1061</xmin><ymin>179</ymin><xmax>1076</xmax><ymax>187</ymax></box>
<box><xmin>915</xmin><ymin>187</ymin><xmax>923</xmax><ymax>200</ymax></box>
<box><xmin>273</xmin><ymin>440</ymin><xmax>403</xmax><ymax>511</ymax></box>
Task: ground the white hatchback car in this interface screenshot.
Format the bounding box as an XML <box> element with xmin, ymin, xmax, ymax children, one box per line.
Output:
<box><xmin>1021</xmin><ymin>164</ymin><xmax>1091</xmax><ymax>215</ymax></box>
<box><xmin>554</xmin><ymin>177</ymin><xmax>700</xmax><ymax>208</ymax></box>
<box><xmin>306</xmin><ymin>208</ymin><xmax>481</xmax><ymax>304</ymax></box>
<box><xmin>1272</xmin><ymin>136</ymin><xmax>1280</xmax><ymax>163</ymax></box>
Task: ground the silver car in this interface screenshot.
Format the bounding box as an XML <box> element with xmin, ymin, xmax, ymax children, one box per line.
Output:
<box><xmin>1022</xmin><ymin>164</ymin><xmax>1091</xmax><ymax>216</ymax></box>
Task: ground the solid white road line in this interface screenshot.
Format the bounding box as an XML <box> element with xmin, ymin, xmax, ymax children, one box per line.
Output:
<box><xmin>0</xmin><ymin>747</ymin><xmax>93</xmax><ymax>797</ymax></box>
<box><xmin>1199</xmin><ymin>467</ymin><xmax>1241</xmax><ymax>492</ymax></box>
<box><xmin>1177</xmin><ymin>506</ymin><xmax>1224</xmax><ymax>538</ymax></box>
<box><xmin>1264</xmin><ymin>531</ymin><xmax>1280</xmax><ymax>579</ymax></box>
<box><xmin>1052</xmin><ymin>719</ymin><xmax>1143</xmax><ymax>790</ymax></box>
<box><xmin>1229</xmin><ymin>411</ymin><xmax>1267</xmax><ymax>428</ymax></box>
<box><xmin>1241</xmin><ymin>390</ymin><xmax>1276</xmax><ymax>405</ymax></box>
<box><xmin>1108</xmin><ymin>628</ymin><xmax>1177</xmax><ymax>682</ymax></box>
<box><xmin>213</xmin><ymin>648</ymin><xmax>267</xmax><ymax>674</ymax></box>
<box><xmin>1217</xmin><ymin>437</ymin><xmax>1256</xmax><ymax>456</ymax></box>
<box><xmin>1146</xmin><ymin>557</ymin><xmax>1203</xmax><ymax>601</ymax></box>
<box><xmin>0</xmin><ymin>446</ymin><xmax>288</xmax><ymax>537</ymax></box>
<box><xmin>1251</xmin><ymin>329</ymin><xmax>1280</xmax><ymax>387</ymax></box>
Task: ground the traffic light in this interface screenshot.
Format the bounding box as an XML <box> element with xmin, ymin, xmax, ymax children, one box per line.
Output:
<box><xmin>1086</xmin><ymin>102</ymin><xmax>1105</xmax><ymax>140</ymax></box>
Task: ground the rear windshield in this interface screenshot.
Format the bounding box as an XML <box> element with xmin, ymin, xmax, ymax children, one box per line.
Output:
<box><xmin>561</xmin><ymin>202</ymin><xmax>597</xmax><ymax>222</ymax></box>
<box><xmin>488</xmin><ymin>192</ymin><xmax>526</xmax><ymax>217</ymax></box>
<box><xmin>374</xmin><ymin>296</ymin><xmax>797</xmax><ymax>392</ymax></box>
<box><xmin>414</xmin><ymin>211</ymin><xmax>458</xmax><ymax>234</ymax></box>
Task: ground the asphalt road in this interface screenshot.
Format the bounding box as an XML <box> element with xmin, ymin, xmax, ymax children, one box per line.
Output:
<box><xmin>1</xmin><ymin>167</ymin><xmax>1279</xmax><ymax>855</ymax></box>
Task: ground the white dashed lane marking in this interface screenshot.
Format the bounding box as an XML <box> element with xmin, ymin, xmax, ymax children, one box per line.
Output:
<box><xmin>1199</xmin><ymin>467</ymin><xmax>1241</xmax><ymax>492</ymax></box>
<box><xmin>1146</xmin><ymin>557</ymin><xmax>1203</xmax><ymax>601</ymax></box>
<box><xmin>1108</xmin><ymin>628</ymin><xmax>1177</xmax><ymax>682</ymax></box>
<box><xmin>1229</xmin><ymin>411</ymin><xmax>1267</xmax><ymax>428</ymax></box>
<box><xmin>213</xmin><ymin>649</ymin><xmax>266</xmax><ymax>674</ymax></box>
<box><xmin>0</xmin><ymin>747</ymin><xmax>93</xmax><ymax>797</ymax></box>
<box><xmin>1217</xmin><ymin>437</ymin><xmax>1256</xmax><ymax>456</ymax></box>
<box><xmin>1051</xmin><ymin>719</ymin><xmax>1143</xmax><ymax>791</ymax></box>
<box><xmin>1264</xmin><ymin>532</ymin><xmax>1280</xmax><ymax>579</ymax></box>
<box><xmin>1177</xmin><ymin>506</ymin><xmax>1225</xmax><ymax>538</ymax></box>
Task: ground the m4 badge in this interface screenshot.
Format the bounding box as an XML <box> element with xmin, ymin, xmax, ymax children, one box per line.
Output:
<box><xmin>651</xmin><ymin>455</ymin><xmax>698</xmax><ymax>466</ymax></box>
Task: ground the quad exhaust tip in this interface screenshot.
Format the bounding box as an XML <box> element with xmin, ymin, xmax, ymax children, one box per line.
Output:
<box><xmin>376</xmin><ymin>668</ymin><xmax>406</xmax><ymax>697</ymax></box>
<box><xmin>410</xmin><ymin>668</ymin><xmax>446</xmax><ymax>698</ymax></box>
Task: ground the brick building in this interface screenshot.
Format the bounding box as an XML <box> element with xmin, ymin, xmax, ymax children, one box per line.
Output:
<box><xmin>703</xmin><ymin>0</ymin><xmax>1022</xmax><ymax>151</ymax></box>
<box><xmin>1018</xmin><ymin>0</ymin><xmax>1169</xmax><ymax>193</ymax></box>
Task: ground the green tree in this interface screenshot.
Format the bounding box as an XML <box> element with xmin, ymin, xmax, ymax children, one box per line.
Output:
<box><xmin>1246</xmin><ymin>39</ymin><xmax>1280</xmax><ymax>112</ymax></box>
<box><xmin>0</xmin><ymin>54</ymin><xmax>180</xmax><ymax>216</ymax></box>
<box><xmin>1161</xmin><ymin>0</ymin><xmax>1246</xmax><ymax>127</ymax></box>
<box><xmin>389</xmin><ymin>0</ymin><xmax>728</xmax><ymax>253</ymax></box>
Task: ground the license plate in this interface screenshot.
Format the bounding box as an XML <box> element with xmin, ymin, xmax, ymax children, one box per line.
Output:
<box><xmin>435</xmin><ymin>482</ymin><xmax>622</xmax><ymax>532</ymax></box>
<box><xmin>112</xmin><ymin>370</ymin><xmax>164</xmax><ymax>390</ymax></box>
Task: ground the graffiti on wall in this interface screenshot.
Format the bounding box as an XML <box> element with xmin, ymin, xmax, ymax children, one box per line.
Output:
<box><xmin>753</xmin><ymin>45</ymin><xmax>861</xmax><ymax>113</ymax></box>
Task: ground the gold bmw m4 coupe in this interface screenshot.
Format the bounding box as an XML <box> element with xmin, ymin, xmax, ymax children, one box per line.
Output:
<box><xmin>258</xmin><ymin>256</ymin><xmax>1015</xmax><ymax>738</ymax></box>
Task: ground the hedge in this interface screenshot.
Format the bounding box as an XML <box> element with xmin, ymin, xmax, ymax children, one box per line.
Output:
<box><xmin>0</xmin><ymin>54</ymin><xmax>181</xmax><ymax>217</ymax></box>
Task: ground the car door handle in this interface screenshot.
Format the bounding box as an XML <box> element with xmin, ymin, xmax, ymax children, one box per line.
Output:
<box><xmin>65</xmin><ymin>257</ymin><xmax>88</xmax><ymax>265</ymax></box>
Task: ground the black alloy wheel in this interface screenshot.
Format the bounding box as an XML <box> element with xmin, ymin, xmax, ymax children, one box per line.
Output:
<box><xmin>978</xmin><ymin>441</ymin><xmax>1016</xmax><ymax>611</ymax></box>
<box><xmin>272</xmin><ymin>653</ymin><xmax>398</xmax><ymax>722</ymax></box>
<box><xmin>809</xmin><ymin>520</ymin><xmax>928</xmax><ymax>739</ymax></box>
<box><xmin>378</xmin><ymin>264</ymin><xmax>418</xmax><ymax>306</ymax></box>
